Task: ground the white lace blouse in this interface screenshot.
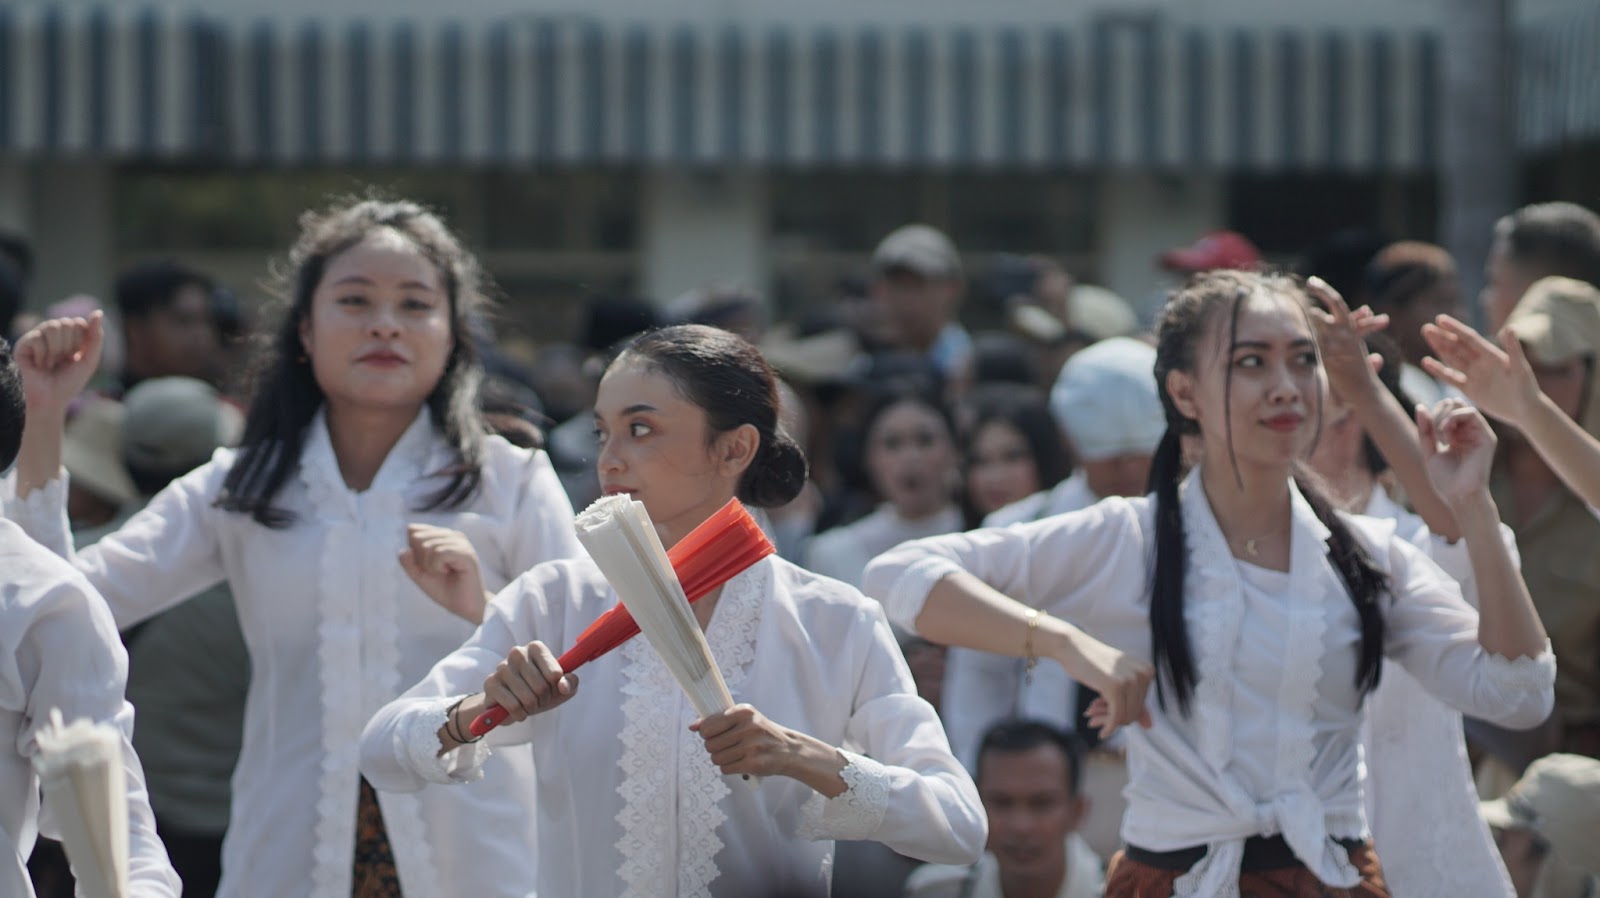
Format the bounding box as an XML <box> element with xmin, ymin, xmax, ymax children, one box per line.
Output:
<box><xmin>5</xmin><ymin>409</ymin><xmax>583</xmax><ymax>898</ymax></box>
<box><xmin>1357</xmin><ymin>488</ymin><xmax>1517</xmax><ymax>898</ymax></box>
<box><xmin>0</xmin><ymin>519</ymin><xmax>180</xmax><ymax>898</ymax></box>
<box><xmin>862</xmin><ymin>467</ymin><xmax>1555</xmax><ymax>896</ymax></box>
<box><xmin>359</xmin><ymin>555</ymin><xmax>987</xmax><ymax>898</ymax></box>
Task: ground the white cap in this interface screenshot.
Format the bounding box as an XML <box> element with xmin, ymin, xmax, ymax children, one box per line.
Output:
<box><xmin>1049</xmin><ymin>337</ymin><xmax>1164</xmax><ymax>461</ymax></box>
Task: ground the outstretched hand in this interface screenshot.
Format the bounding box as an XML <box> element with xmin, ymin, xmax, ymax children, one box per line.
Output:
<box><xmin>1421</xmin><ymin>315</ymin><xmax>1542</xmax><ymax>428</ymax></box>
<box><xmin>15</xmin><ymin>311</ymin><xmax>105</xmax><ymax>416</ymax></box>
<box><xmin>1417</xmin><ymin>398</ymin><xmax>1497</xmax><ymax>506</ymax></box>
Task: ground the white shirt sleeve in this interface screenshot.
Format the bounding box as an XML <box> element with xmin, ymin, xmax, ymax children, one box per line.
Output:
<box><xmin>1379</xmin><ymin>533</ymin><xmax>1555</xmax><ymax>729</ymax></box>
<box><xmin>861</xmin><ymin>497</ymin><xmax>1146</xmax><ymax>634</ymax></box>
<box><xmin>940</xmin><ymin>647</ymin><xmax>1023</xmax><ymax>770</ymax></box>
<box><xmin>8</xmin><ymin>461</ymin><xmax>229</xmax><ymax>630</ymax></box>
<box><xmin>794</xmin><ymin>601</ymin><xmax>986</xmax><ymax>866</ymax></box>
<box><xmin>19</xmin><ymin>574</ymin><xmax>182</xmax><ymax>897</ymax></box>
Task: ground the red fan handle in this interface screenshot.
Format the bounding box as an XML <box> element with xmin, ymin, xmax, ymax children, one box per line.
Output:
<box><xmin>469</xmin><ymin>705</ymin><xmax>509</xmax><ymax>737</ymax></box>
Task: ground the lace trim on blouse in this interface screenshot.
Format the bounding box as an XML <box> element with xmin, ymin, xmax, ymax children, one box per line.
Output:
<box><xmin>613</xmin><ymin>561</ymin><xmax>768</xmax><ymax>898</ymax></box>
<box><xmin>301</xmin><ymin>415</ymin><xmax>444</xmax><ymax>897</ymax></box>
<box><xmin>796</xmin><ymin>751</ymin><xmax>892</xmax><ymax>842</ymax></box>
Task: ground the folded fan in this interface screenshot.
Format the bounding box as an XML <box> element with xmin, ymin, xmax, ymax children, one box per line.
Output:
<box><xmin>570</xmin><ymin>495</ymin><xmax>736</xmax><ymax>720</ymax></box>
<box><xmin>33</xmin><ymin>709</ymin><xmax>128</xmax><ymax>898</ymax></box>
<box><xmin>469</xmin><ymin>497</ymin><xmax>772</xmax><ymax>737</ymax></box>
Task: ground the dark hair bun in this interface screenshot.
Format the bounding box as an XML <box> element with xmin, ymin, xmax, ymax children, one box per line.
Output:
<box><xmin>739</xmin><ymin>434</ymin><xmax>808</xmax><ymax>508</ymax></box>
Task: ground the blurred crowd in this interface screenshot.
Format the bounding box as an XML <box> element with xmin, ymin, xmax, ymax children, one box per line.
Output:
<box><xmin>4</xmin><ymin>195</ymin><xmax>1600</xmax><ymax>898</ymax></box>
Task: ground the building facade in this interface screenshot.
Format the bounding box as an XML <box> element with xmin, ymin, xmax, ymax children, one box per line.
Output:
<box><xmin>0</xmin><ymin>0</ymin><xmax>1595</xmax><ymax>335</ymax></box>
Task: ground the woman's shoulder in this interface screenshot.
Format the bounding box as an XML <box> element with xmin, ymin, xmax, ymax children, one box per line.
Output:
<box><xmin>1019</xmin><ymin>491</ymin><xmax>1153</xmax><ymax>541</ymax></box>
<box><xmin>768</xmin><ymin>556</ymin><xmax>891</xmax><ymax>622</ymax></box>
<box><xmin>509</xmin><ymin>554</ymin><xmax>604</xmax><ymax>591</ymax></box>
<box><xmin>496</xmin><ymin>555</ymin><xmax>609</xmax><ymax>614</ymax></box>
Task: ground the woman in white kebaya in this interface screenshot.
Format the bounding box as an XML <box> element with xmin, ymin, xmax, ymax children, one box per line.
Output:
<box><xmin>7</xmin><ymin>199</ymin><xmax>582</xmax><ymax>898</ymax></box>
<box><xmin>863</xmin><ymin>270</ymin><xmax>1555</xmax><ymax>897</ymax></box>
<box><xmin>360</xmin><ymin>325</ymin><xmax>985</xmax><ymax>898</ymax></box>
<box><xmin>1307</xmin><ymin>292</ymin><xmax>1520</xmax><ymax>897</ymax></box>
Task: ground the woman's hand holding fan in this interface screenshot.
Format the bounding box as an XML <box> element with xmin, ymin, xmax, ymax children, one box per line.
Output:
<box><xmin>469</xmin><ymin>498</ymin><xmax>772</xmax><ymax>737</ymax></box>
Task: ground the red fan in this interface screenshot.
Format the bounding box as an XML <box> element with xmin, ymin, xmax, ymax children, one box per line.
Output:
<box><xmin>469</xmin><ymin>498</ymin><xmax>774</xmax><ymax>737</ymax></box>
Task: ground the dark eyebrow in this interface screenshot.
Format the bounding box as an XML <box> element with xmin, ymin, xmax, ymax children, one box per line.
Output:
<box><xmin>330</xmin><ymin>274</ymin><xmax>439</xmax><ymax>292</ymax></box>
<box><xmin>1230</xmin><ymin>338</ymin><xmax>1315</xmax><ymax>351</ymax></box>
<box><xmin>596</xmin><ymin>404</ymin><xmax>660</xmax><ymax>422</ymax></box>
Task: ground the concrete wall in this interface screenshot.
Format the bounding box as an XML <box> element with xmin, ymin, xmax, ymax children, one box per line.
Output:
<box><xmin>1098</xmin><ymin>173</ymin><xmax>1227</xmax><ymax>323</ymax></box>
<box><xmin>640</xmin><ymin>169</ymin><xmax>770</xmax><ymax>305</ymax></box>
<box><xmin>1</xmin><ymin>159</ymin><xmax>115</xmax><ymax>313</ymax></box>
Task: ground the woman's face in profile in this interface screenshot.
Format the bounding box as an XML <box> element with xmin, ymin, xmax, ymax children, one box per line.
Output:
<box><xmin>593</xmin><ymin>359</ymin><xmax>741</xmax><ymax>544</ymax></box>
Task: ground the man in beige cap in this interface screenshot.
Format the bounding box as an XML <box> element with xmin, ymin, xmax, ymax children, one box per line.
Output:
<box><xmin>61</xmin><ymin>396</ymin><xmax>138</xmax><ymax>534</ymax></box>
<box><xmin>870</xmin><ymin>224</ymin><xmax>972</xmax><ymax>387</ymax></box>
<box><xmin>1481</xmin><ymin>753</ymin><xmax>1600</xmax><ymax>898</ymax></box>
<box><xmin>1480</xmin><ymin>278</ymin><xmax>1600</xmax><ymax>765</ymax></box>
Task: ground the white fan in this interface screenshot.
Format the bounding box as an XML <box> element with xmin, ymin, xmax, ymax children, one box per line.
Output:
<box><xmin>574</xmin><ymin>495</ymin><xmax>737</xmax><ymax>721</ymax></box>
<box><xmin>33</xmin><ymin>709</ymin><xmax>129</xmax><ymax>898</ymax></box>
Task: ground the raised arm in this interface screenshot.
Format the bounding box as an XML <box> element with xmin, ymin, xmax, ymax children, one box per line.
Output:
<box><xmin>1415</xmin><ymin>400</ymin><xmax>1548</xmax><ymax>663</ymax></box>
<box><xmin>13</xmin><ymin>314</ymin><xmax>103</xmax><ymax>499</ymax></box>
<box><xmin>7</xmin><ymin>314</ymin><xmax>229</xmax><ymax>628</ymax></box>
<box><xmin>1308</xmin><ymin>278</ymin><xmax>1462</xmax><ymax>539</ymax></box>
<box><xmin>1424</xmin><ymin>314</ymin><xmax>1600</xmax><ymax>509</ymax></box>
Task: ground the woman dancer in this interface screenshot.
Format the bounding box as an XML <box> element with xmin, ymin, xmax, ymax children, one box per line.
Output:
<box><xmin>8</xmin><ymin>198</ymin><xmax>582</xmax><ymax>897</ymax></box>
<box><xmin>360</xmin><ymin>324</ymin><xmax>985</xmax><ymax>898</ymax></box>
<box><xmin>1308</xmin><ymin>285</ymin><xmax>1518</xmax><ymax>897</ymax></box>
<box><xmin>863</xmin><ymin>270</ymin><xmax>1554</xmax><ymax>896</ymax></box>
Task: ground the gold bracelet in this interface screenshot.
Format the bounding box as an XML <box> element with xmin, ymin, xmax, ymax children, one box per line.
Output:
<box><xmin>1024</xmin><ymin>609</ymin><xmax>1047</xmax><ymax>684</ymax></box>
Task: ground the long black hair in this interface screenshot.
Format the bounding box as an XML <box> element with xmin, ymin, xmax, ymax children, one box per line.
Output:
<box><xmin>615</xmin><ymin>324</ymin><xmax>808</xmax><ymax>509</ymax></box>
<box><xmin>1147</xmin><ymin>270</ymin><xmax>1387</xmax><ymax>714</ymax></box>
<box><xmin>216</xmin><ymin>197</ymin><xmax>493</xmax><ymax>527</ymax></box>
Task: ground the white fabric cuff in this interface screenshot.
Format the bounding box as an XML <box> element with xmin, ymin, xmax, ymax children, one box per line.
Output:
<box><xmin>9</xmin><ymin>469</ymin><xmax>74</xmax><ymax>558</ymax></box>
<box><xmin>1482</xmin><ymin>640</ymin><xmax>1558</xmax><ymax>690</ymax></box>
<box><xmin>880</xmin><ymin>557</ymin><xmax>964</xmax><ymax>633</ymax></box>
<box><xmin>797</xmin><ymin>750</ymin><xmax>891</xmax><ymax>842</ymax></box>
<box><xmin>400</xmin><ymin>695</ymin><xmax>490</xmax><ymax>785</ymax></box>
